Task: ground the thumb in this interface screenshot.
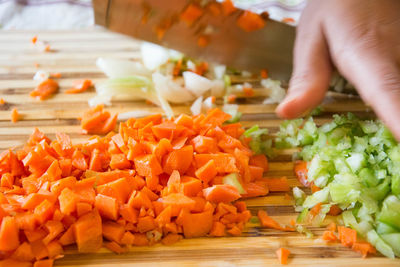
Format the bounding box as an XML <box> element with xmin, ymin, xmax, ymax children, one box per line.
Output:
<box><xmin>276</xmin><ymin>22</ymin><xmax>332</xmax><ymax>118</ymax></box>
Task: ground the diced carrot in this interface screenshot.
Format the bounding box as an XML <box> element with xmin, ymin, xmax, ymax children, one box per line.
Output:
<box><xmin>163</xmin><ymin>145</ymin><xmax>193</xmax><ymax>175</ymax></box>
<box><xmin>33</xmin><ymin>259</ymin><xmax>54</xmax><ymax>267</ymax></box>
<box><xmin>181</xmin><ymin>176</ymin><xmax>202</xmax><ymax>197</ymax></box>
<box><xmin>74</xmin><ymin>209</ymin><xmax>102</xmax><ymax>253</ymax></box>
<box><xmin>203</xmin><ymin>184</ymin><xmax>241</xmax><ymax>203</ymax></box>
<box><xmin>264</xmin><ymin>177</ymin><xmax>290</xmax><ymax>192</ymax></box>
<box><xmin>249</xmin><ymin>165</ymin><xmax>264</xmax><ymax>180</ymax></box>
<box><xmin>102</xmin><ymin>221</ymin><xmax>125</xmax><ymax>243</ymax></box>
<box><xmin>326</xmin><ymin>222</ymin><xmax>337</xmax><ymax>232</ymax></box>
<box><xmin>34</xmin><ymin>199</ymin><xmax>54</xmax><ymax>224</ymax></box>
<box><xmin>120</xmin><ymin>231</ymin><xmax>135</xmax><ymax>245</ymax></box>
<box><xmin>137</xmin><ymin>216</ymin><xmax>156</xmax><ymax>233</ymax></box>
<box><xmin>132</xmin><ymin>233</ymin><xmax>149</xmax><ymax>246</ymax></box>
<box><xmin>311</xmin><ymin>184</ymin><xmax>320</xmax><ymax>193</ymax></box>
<box><xmin>227</xmin><ymin>225</ymin><xmax>242</xmax><ymax>236</ymax></box>
<box><xmin>161</xmin><ymin>193</ymin><xmax>196</xmax><ymax>217</ymax></box>
<box><xmin>195</xmin><ymin>159</ymin><xmax>217</xmax><ymax>183</ymax></box>
<box><xmin>46</xmin><ymin>241</ymin><xmax>63</xmax><ymax>259</ymax></box>
<box><xmin>134</xmin><ymin>154</ymin><xmax>163</xmax><ymax>177</ymax></box>
<box><xmin>161</xmin><ymin>233</ymin><xmax>182</xmax><ymax>245</ymax></box>
<box><xmin>180</xmin><ymin>3</ymin><xmax>203</xmax><ymax>25</ymax></box>
<box><xmin>282</xmin><ymin>17</ymin><xmax>295</xmax><ymax>23</ymax></box>
<box><xmin>105</xmin><ymin>241</ymin><xmax>126</xmax><ymax>254</ymax></box>
<box><xmin>309</xmin><ymin>203</ymin><xmax>322</xmax><ymax>217</ymax></box>
<box><xmin>50</xmin><ymin>72</ymin><xmax>62</xmax><ymax>78</ymax></box>
<box><xmin>11</xmin><ymin>108</ymin><xmax>19</xmax><ymax>123</ymax></box>
<box><xmin>258</xmin><ymin>210</ymin><xmax>285</xmax><ymax>231</ymax></box>
<box><xmin>181</xmin><ymin>209</ymin><xmax>213</xmax><ymax>238</ymax></box>
<box><xmin>352</xmin><ymin>242</ymin><xmax>376</xmax><ymax>258</ymax></box>
<box><xmin>31</xmin><ymin>240</ymin><xmax>48</xmax><ymax>260</ymax></box>
<box><xmin>249</xmin><ymin>154</ymin><xmax>269</xmax><ymax>172</ymax></box>
<box><xmin>59</xmin><ymin>187</ymin><xmax>77</xmax><ymax>215</ymax></box>
<box><xmin>207</xmin><ymin>2</ymin><xmax>221</xmax><ymax>16</ymax></box>
<box><xmin>222</xmin><ymin>0</ymin><xmax>236</xmax><ymax>15</ymax></box>
<box><xmin>338</xmin><ymin>226</ymin><xmax>357</xmax><ymax>248</ymax></box>
<box><xmin>58</xmin><ymin>226</ymin><xmax>75</xmax><ymax>246</ymax></box>
<box><xmin>11</xmin><ymin>242</ymin><xmax>35</xmax><ymax>262</ymax></box>
<box><xmin>95</xmin><ymin>194</ymin><xmax>118</xmax><ymax>220</ymax></box>
<box><xmin>30</xmin><ymin>79</ymin><xmax>59</xmax><ymax>100</ymax></box>
<box><xmin>327</xmin><ymin>204</ymin><xmax>342</xmax><ymax>216</ymax></box>
<box><xmin>294</xmin><ymin>161</ymin><xmax>309</xmax><ymax>187</ymax></box>
<box><xmin>195</xmin><ymin>153</ymin><xmax>238</xmax><ymax>173</ymax></box>
<box><xmin>241</xmin><ymin>181</ymin><xmax>269</xmax><ymax>198</ymax></box>
<box><xmin>191</xmin><ymin>135</ymin><xmax>218</xmax><ymax>154</ymax></box>
<box><xmin>237</xmin><ymin>11</ymin><xmax>265</xmax><ymax>32</ymax></box>
<box><xmin>210</xmin><ymin>221</ymin><xmax>226</xmax><ymax>237</ymax></box>
<box><xmin>42</xmin><ymin>220</ymin><xmax>64</xmax><ymax>245</ymax></box>
<box><xmin>276</xmin><ymin>247</ymin><xmax>290</xmax><ymax>265</ymax></box>
<box><xmin>322</xmin><ymin>231</ymin><xmax>338</xmax><ymax>242</ymax></box>
<box><xmin>0</xmin><ymin>98</ymin><xmax>5</xmax><ymax>105</ymax></box>
<box><xmin>31</xmin><ymin>36</ymin><xmax>38</xmax><ymax>44</ymax></box>
<box><xmin>243</xmin><ymin>87</ymin><xmax>254</xmax><ymax>97</ymax></box>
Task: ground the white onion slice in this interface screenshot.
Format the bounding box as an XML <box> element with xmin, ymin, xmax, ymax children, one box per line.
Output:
<box><xmin>96</xmin><ymin>57</ymin><xmax>151</xmax><ymax>78</ymax></box>
<box><xmin>118</xmin><ymin>110</ymin><xmax>156</xmax><ymax>121</ymax></box>
<box><xmin>140</xmin><ymin>42</ymin><xmax>170</xmax><ymax>70</ymax></box>
<box><xmin>190</xmin><ymin>96</ymin><xmax>203</xmax><ymax>115</ymax></box>
<box><xmin>152</xmin><ymin>72</ymin><xmax>195</xmax><ymax>103</ymax></box>
<box><xmin>183</xmin><ymin>71</ymin><xmax>213</xmax><ymax>97</ymax></box>
<box><xmin>88</xmin><ymin>95</ymin><xmax>112</xmax><ymax>107</ymax></box>
<box><xmin>213</xmin><ymin>65</ymin><xmax>226</xmax><ymax>80</ymax></box>
<box><xmin>203</xmin><ymin>96</ymin><xmax>215</xmax><ymax>111</ymax></box>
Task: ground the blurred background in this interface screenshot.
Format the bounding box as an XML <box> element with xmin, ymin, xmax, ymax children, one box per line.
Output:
<box><xmin>0</xmin><ymin>0</ymin><xmax>305</xmax><ymax>29</ymax></box>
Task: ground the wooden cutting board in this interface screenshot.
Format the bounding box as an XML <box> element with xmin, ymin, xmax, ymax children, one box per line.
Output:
<box><xmin>0</xmin><ymin>29</ymin><xmax>398</xmax><ymax>267</ymax></box>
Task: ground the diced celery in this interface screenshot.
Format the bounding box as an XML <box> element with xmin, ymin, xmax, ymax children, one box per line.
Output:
<box><xmin>295</xmin><ymin>225</ymin><xmax>314</xmax><ymax>238</ymax></box>
<box><xmin>359</xmin><ymin>168</ymin><xmax>379</xmax><ymax>187</ymax></box>
<box><xmin>359</xmin><ymin>120</ymin><xmax>379</xmax><ymax>134</ymax></box>
<box><xmin>381</xmin><ymin>233</ymin><xmax>400</xmax><ymax>257</ymax></box>
<box><xmin>391</xmin><ymin>175</ymin><xmax>400</xmax><ymax>196</ymax></box>
<box><xmin>302</xmin><ymin>187</ymin><xmax>329</xmax><ymax>208</ymax></box>
<box><xmin>329</xmin><ymin>183</ymin><xmax>360</xmax><ymax>204</ymax></box>
<box><xmin>223</xmin><ymin>173</ymin><xmax>246</xmax><ymax>194</ymax></box>
<box><xmin>377</xmin><ymin>222</ymin><xmax>398</xmax><ymax>235</ymax></box>
<box><xmin>377</xmin><ymin>195</ymin><xmax>400</xmax><ymax>231</ymax></box>
<box><xmin>367</xmin><ymin>230</ymin><xmax>395</xmax><ymax>259</ymax></box>
<box><xmin>346</xmin><ymin>152</ymin><xmax>365</xmax><ymax>173</ymax></box>
<box><xmin>296</xmin><ymin>208</ymin><xmax>309</xmax><ymax>224</ymax></box>
<box><xmin>293</xmin><ymin>187</ymin><xmax>306</xmax><ymax>207</ymax></box>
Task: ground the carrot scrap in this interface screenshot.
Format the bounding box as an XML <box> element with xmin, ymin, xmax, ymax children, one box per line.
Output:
<box><xmin>0</xmin><ymin>98</ymin><xmax>5</xmax><ymax>105</ymax></box>
<box><xmin>243</xmin><ymin>86</ymin><xmax>254</xmax><ymax>97</ymax></box>
<box><xmin>80</xmin><ymin>105</ymin><xmax>117</xmax><ymax>135</ymax></box>
<box><xmin>260</xmin><ymin>69</ymin><xmax>268</xmax><ymax>78</ymax></box>
<box><xmin>30</xmin><ymin>79</ymin><xmax>59</xmax><ymax>100</ymax></box>
<box><xmin>352</xmin><ymin>242</ymin><xmax>376</xmax><ymax>258</ymax></box>
<box><xmin>197</xmin><ymin>35</ymin><xmax>209</xmax><ymax>48</ymax></box>
<box><xmin>282</xmin><ymin>17</ymin><xmax>295</xmax><ymax>23</ymax></box>
<box><xmin>31</xmin><ymin>36</ymin><xmax>38</xmax><ymax>44</ymax></box>
<box><xmin>322</xmin><ymin>231</ymin><xmax>338</xmax><ymax>242</ymax></box>
<box><xmin>180</xmin><ymin>3</ymin><xmax>203</xmax><ymax>26</ymax></box>
<box><xmin>337</xmin><ymin>226</ymin><xmax>357</xmax><ymax>248</ymax></box>
<box><xmin>50</xmin><ymin>73</ymin><xmax>62</xmax><ymax>79</ymax></box>
<box><xmin>264</xmin><ymin>177</ymin><xmax>290</xmax><ymax>192</ymax></box>
<box><xmin>237</xmin><ymin>11</ymin><xmax>265</xmax><ymax>32</ymax></box>
<box><xmin>65</xmin><ymin>79</ymin><xmax>92</xmax><ymax>94</ymax></box>
<box><xmin>11</xmin><ymin>108</ymin><xmax>19</xmax><ymax>123</ymax></box>
<box><xmin>276</xmin><ymin>247</ymin><xmax>290</xmax><ymax>265</ymax></box>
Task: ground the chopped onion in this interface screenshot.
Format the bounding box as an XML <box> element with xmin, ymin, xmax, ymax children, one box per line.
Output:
<box><xmin>183</xmin><ymin>71</ymin><xmax>213</xmax><ymax>97</ymax></box>
<box><xmin>118</xmin><ymin>110</ymin><xmax>156</xmax><ymax>121</ymax></box>
<box><xmin>191</xmin><ymin>96</ymin><xmax>203</xmax><ymax>115</ymax></box>
<box><xmin>186</xmin><ymin>60</ymin><xmax>196</xmax><ymax>72</ymax></box>
<box><xmin>96</xmin><ymin>57</ymin><xmax>151</xmax><ymax>78</ymax></box>
<box><xmin>210</xmin><ymin>80</ymin><xmax>225</xmax><ymax>97</ymax></box>
<box><xmin>203</xmin><ymin>96</ymin><xmax>215</xmax><ymax>111</ymax></box>
<box><xmin>262</xmin><ymin>78</ymin><xmax>286</xmax><ymax>104</ymax></box>
<box><xmin>152</xmin><ymin>76</ymin><xmax>174</xmax><ymax>119</ymax></box>
<box><xmin>141</xmin><ymin>42</ymin><xmax>183</xmax><ymax>70</ymax></box>
<box><xmin>33</xmin><ymin>70</ymin><xmax>50</xmax><ymax>82</ymax></box>
<box><xmin>95</xmin><ymin>76</ymin><xmax>160</xmax><ymax>104</ymax></box>
<box><xmin>213</xmin><ymin>65</ymin><xmax>226</xmax><ymax>80</ymax></box>
<box><xmin>152</xmin><ymin>72</ymin><xmax>195</xmax><ymax>103</ymax></box>
<box><xmin>241</xmin><ymin>70</ymin><xmax>252</xmax><ymax>78</ymax></box>
<box><xmin>88</xmin><ymin>95</ymin><xmax>112</xmax><ymax>107</ymax></box>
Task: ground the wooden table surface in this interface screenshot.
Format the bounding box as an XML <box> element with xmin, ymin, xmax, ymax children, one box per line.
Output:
<box><xmin>0</xmin><ymin>29</ymin><xmax>399</xmax><ymax>267</ymax></box>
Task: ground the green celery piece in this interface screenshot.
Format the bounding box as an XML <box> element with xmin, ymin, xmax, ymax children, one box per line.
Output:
<box><xmin>302</xmin><ymin>187</ymin><xmax>329</xmax><ymax>208</ymax></box>
<box><xmin>367</xmin><ymin>230</ymin><xmax>395</xmax><ymax>259</ymax></box>
<box><xmin>359</xmin><ymin>120</ymin><xmax>379</xmax><ymax>134</ymax></box>
<box><xmin>296</xmin><ymin>208</ymin><xmax>309</xmax><ymax>224</ymax></box>
<box><xmin>222</xmin><ymin>173</ymin><xmax>246</xmax><ymax>194</ymax></box>
<box><xmin>345</xmin><ymin>152</ymin><xmax>365</xmax><ymax>173</ymax></box>
<box><xmin>381</xmin><ymin>233</ymin><xmax>400</xmax><ymax>257</ymax></box>
<box><xmin>391</xmin><ymin>175</ymin><xmax>400</xmax><ymax>196</ymax></box>
<box><xmin>329</xmin><ymin>183</ymin><xmax>360</xmax><ymax>205</ymax></box>
<box><xmin>377</xmin><ymin>222</ymin><xmax>398</xmax><ymax>235</ymax></box>
<box><xmin>359</xmin><ymin>168</ymin><xmax>379</xmax><ymax>187</ymax></box>
<box><xmin>377</xmin><ymin>195</ymin><xmax>400</xmax><ymax>231</ymax></box>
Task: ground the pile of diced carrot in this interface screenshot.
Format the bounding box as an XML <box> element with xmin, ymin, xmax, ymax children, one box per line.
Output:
<box><xmin>0</xmin><ymin>108</ymin><xmax>274</xmax><ymax>266</ymax></box>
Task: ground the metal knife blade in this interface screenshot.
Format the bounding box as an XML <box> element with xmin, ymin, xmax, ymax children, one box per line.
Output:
<box><xmin>93</xmin><ymin>0</ymin><xmax>296</xmax><ymax>82</ymax></box>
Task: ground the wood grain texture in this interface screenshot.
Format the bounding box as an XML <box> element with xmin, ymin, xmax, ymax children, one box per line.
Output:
<box><xmin>0</xmin><ymin>29</ymin><xmax>398</xmax><ymax>267</ymax></box>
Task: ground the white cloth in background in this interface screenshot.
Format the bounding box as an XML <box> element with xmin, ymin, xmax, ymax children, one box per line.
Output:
<box><xmin>0</xmin><ymin>0</ymin><xmax>306</xmax><ymax>30</ymax></box>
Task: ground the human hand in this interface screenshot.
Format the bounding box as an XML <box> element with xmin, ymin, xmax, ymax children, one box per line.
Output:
<box><xmin>276</xmin><ymin>0</ymin><xmax>400</xmax><ymax>139</ymax></box>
